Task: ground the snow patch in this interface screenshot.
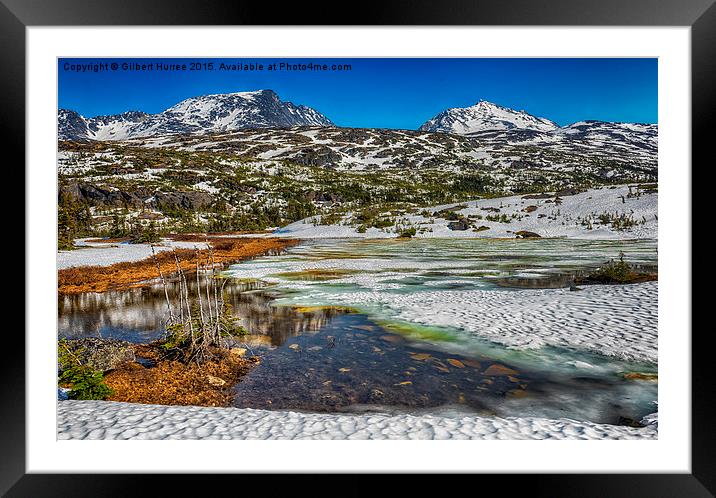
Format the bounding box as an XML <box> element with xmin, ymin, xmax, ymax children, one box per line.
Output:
<box><xmin>57</xmin><ymin>400</ymin><xmax>657</xmax><ymax>440</ymax></box>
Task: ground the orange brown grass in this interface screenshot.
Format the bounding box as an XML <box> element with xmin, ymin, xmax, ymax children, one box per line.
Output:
<box><xmin>104</xmin><ymin>352</ymin><xmax>259</xmax><ymax>407</ymax></box>
<box><xmin>58</xmin><ymin>237</ymin><xmax>298</xmax><ymax>295</ymax></box>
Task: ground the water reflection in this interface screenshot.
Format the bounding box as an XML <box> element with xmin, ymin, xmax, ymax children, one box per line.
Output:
<box><xmin>58</xmin><ymin>276</ymin><xmax>341</xmax><ymax>346</ymax></box>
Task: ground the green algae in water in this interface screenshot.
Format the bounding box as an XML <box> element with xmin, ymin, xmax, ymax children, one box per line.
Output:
<box><xmin>223</xmin><ymin>277</ymin><xmax>262</xmax><ymax>285</ymax></box>
<box><xmin>290</xmin><ymin>305</ymin><xmax>360</xmax><ymax>314</ymax></box>
<box><xmin>377</xmin><ymin>320</ymin><xmax>461</xmax><ymax>343</ymax></box>
<box><xmin>271</xmin><ymin>268</ymin><xmax>365</xmax><ymax>281</ymax></box>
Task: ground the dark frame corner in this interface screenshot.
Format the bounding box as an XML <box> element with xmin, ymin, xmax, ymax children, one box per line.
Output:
<box><xmin>5</xmin><ymin>0</ymin><xmax>714</xmax><ymax>495</ymax></box>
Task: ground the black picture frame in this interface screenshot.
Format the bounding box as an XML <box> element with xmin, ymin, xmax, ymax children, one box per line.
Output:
<box><xmin>4</xmin><ymin>0</ymin><xmax>714</xmax><ymax>495</ymax></box>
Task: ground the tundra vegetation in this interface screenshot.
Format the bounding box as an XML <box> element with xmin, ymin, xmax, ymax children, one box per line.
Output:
<box><xmin>57</xmin><ymin>128</ymin><xmax>657</xmax><ymax>249</ymax></box>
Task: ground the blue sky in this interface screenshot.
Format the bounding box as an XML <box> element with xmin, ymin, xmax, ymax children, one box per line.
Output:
<box><xmin>58</xmin><ymin>58</ymin><xmax>657</xmax><ymax>128</ymax></box>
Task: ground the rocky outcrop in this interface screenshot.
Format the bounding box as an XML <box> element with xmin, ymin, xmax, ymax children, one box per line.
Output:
<box><xmin>59</xmin><ymin>182</ymin><xmax>146</xmax><ymax>208</ymax></box>
<box><xmin>522</xmin><ymin>193</ymin><xmax>553</xmax><ymax>200</ymax></box>
<box><xmin>59</xmin><ymin>182</ymin><xmax>213</xmax><ymax>211</ymax></box>
<box><xmin>303</xmin><ymin>191</ymin><xmax>344</xmax><ymax>203</ymax></box>
<box><xmin>61</xmin><ymin>338</ymin><xmax>135</xmax><ymax>373</ymax></box>
<box><xmin>447</xmin><ymin>219</ymin><xmax>470</xmax><ymax>231</ymax></box>
<box><xmin>152</xmin><ymin>191</ymin><xmax>214</xmax><ymax>211</ymax></box>
<box><xmin>292</xmin><ymin>147</ymin><xmax>343</xmax><ymax>168</ymax></box>
<box><xmin>514</xmin><ymin>230</ymin><xmax>541</xmax><ymax>239</ymax></box>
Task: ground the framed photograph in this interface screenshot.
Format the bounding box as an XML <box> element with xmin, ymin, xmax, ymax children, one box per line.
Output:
<box><xmin>6</xmin><ymin>0</ymin><xmax>714</xmax><ymax>493</ymax></box>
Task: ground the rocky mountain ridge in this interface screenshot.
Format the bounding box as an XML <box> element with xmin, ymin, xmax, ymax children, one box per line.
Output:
<box><xmin>58</xmin><ymin>90</ymin><xmax>334</xmax><ymax>141</ymax></box>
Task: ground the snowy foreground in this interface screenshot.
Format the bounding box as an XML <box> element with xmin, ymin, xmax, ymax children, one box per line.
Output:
<box><xmin>274</xmin><ymin>185</ymin><xmax>657</xmax><ymax>240</ymax></box>
<box><xmin>57</xmin><ymin>400</ymin><xmax>657</xmax><ymax>440</ymax></box>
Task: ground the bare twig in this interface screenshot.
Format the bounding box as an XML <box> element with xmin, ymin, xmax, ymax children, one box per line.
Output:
<box><xmin>151</xmin><ymin>241</ymin><xmax>242</xmax><ymax>364</ymax></box>
<box><xmin>172</xmin><ymin>250</ymin><xmax>185</xmax><ymax>327</ymax></box>
<box><xmin>151</xmin><ymin>245</ymin><xmax>175</xmax><ymax>324</ymax></box>
<box><xmin>204</xmin><ymin>247</ymin><xmax>214</xmax><ymax>330</ymax></box>
<box><xmin>195</xmin><ymin>248</ymin><xmax>205</xmax><ymax>327</ymax></box>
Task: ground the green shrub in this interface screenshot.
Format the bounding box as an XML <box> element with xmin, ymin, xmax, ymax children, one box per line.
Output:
<box><xmin>59</xmin><ymin>366</ymin><xmax>114</xmax><ymax>400</ymax></box>
<box><xmin>485</xmin><ymin>213</ymin><xmax>511</xmax><ymax>223</ymax></box>
<box><xmin>371</xmin><ymin>217</ymin><xmax>394</xmax><ymax>229</ymax></box>
<box><xmin>129</xmin><ymin>221</ymin><xmax>162</xmax><ymax>244</ymax></box>
<box><xmin>57</xmin><ymin>194</ymin><xmax>92</xmax><ymax>250</ymax></box>
<box><xmin>588</xmin><ymin>253</ymin><xmax>637</xmax><ymax>283</ymax></box>
<box><xmin>58</xmin><ymin>339</ymin><xmax>113</xmax><ymax>400</ymax></box>
<box><xmin>575</xmin><ymin>252</ymin><xmax>657</xmax><ymax>285</ymax></box>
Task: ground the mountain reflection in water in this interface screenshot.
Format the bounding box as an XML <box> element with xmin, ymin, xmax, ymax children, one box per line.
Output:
<box><xmin>58</xmin><ymin>276</ymin><xmax>340</xmax><ymax>347</ymax></box>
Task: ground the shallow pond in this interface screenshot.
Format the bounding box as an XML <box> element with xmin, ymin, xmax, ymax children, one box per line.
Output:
<box><xmin>58</xmin><ymin>237</ymin><xmax>658</xmax><ymax>425</ymax></box>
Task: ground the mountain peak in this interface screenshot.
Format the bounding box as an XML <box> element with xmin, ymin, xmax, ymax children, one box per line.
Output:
<box><xmin>203</xmin><ymin>89</ymin><xmax>277</xmax><ymax>100</ymax></box>
<box><xmin>473</xmin><ymin>100</ymin><xmax>512</xmax><ymax>110</ymax></box>
<box><xmin>420</xmin><ymin>100</ymin><xmax>558</xmax><ymax>135</ymax></box>
<box><xmin>59</xmin><ymin>90</ymin><xmax>334</xmax><ymax>141</ymax></box>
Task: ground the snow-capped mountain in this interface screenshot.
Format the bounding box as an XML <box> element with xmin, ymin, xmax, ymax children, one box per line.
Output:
<box><xmin>58</xmin><ymin>109</ymin><xmax>92</xmax><ymax>141</ymax></box>
<box><xmin>418</xmin><ymin>100</ymin><xmax>657</xmax><ymax>159</ymax></box>
<box><xmin>480</xmin><ymin>119</ymin><xmax>658</xmax><ymax>158</ymax></box>
<box><xmin>58</xmin><ymin>96</ymin><xmax>657</xmax><ymax>187</ymax></box>
<box><xmin>554</xmin><ymin>120</ymin><xmax>657</xmax><ymax>151</ymax></box>
<box><xmin>58</xmin><ymin>90</ymin><xmax>334</xmax><ymax>141</ymax></box>
<box><xmin>419</xmin><ymin>100</ymin><xmax>559</xmax><ymax>135</ymax></box>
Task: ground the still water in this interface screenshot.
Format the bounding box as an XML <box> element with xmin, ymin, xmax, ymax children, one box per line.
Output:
<box><xmin>58</xmin><ymin>238</ymin><xmax>658</xmax><ymax>424</ymax></box>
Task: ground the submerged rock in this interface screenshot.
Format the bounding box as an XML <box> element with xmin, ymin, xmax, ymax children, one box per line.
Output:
<box><xmin>483</xmin><ymin>364</ymin><xmax>519</xmax><ymax>376</ymax></box>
